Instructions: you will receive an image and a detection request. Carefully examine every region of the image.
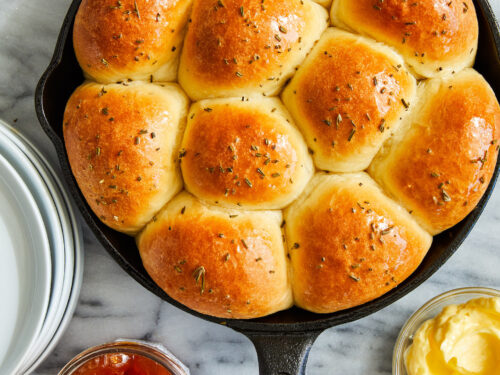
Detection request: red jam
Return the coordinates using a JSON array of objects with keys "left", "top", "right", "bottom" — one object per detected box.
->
[{"left": 72, "top": 353, "right": 173, "bottom": 375}]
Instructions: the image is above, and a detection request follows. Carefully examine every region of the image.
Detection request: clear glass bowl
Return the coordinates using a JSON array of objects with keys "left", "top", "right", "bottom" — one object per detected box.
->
[
  {"left": 392, "top": 287, "right": 500, "bottom": 375},
  {"left": 58, "top": 340, "right": 190, "bottom": 375}
]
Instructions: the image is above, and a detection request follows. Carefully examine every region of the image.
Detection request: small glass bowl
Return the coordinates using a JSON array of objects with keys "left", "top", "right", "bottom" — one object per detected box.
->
[
  {"left": 392, "top": 287, "right": 500, "bottom": 375},
  {"left": 58, "top": 340, "right": 190, "bottom": 375}
]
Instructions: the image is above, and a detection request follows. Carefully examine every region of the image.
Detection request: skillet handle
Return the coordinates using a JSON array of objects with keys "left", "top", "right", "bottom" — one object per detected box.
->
[{"left": 245, "top": 331, "right": 321, "bottom": 375}]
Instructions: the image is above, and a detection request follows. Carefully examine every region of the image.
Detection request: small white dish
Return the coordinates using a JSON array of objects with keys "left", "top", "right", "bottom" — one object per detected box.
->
[{"left": 0, "top": 153, "right": 52, "bottom": 375}]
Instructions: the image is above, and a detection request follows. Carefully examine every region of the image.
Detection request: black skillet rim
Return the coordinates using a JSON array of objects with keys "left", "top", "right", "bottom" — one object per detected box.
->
[{"left": 35, "top": 0, "right": 500, "bottom": 334}]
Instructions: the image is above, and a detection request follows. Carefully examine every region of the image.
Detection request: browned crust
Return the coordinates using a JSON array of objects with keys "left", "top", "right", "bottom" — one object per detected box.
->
[
  {"left": 370, "top": 69, "right": 500, "bottom": 234},
  {"left": 74, "top": 0, "right": 192, "bottom": 82},
  {"left": 179, "top": 0, "right": 327, "bottom": 98},
  {"left": 137, "top": 192, "right": 292, "bottom": 319},
  {"left": 180, "top": 99, "right": 312, "bottom": 208},
  {"left": 285, "top": 173, "right": 432, "bottom": 313},
  {"left": 63, "top": 81, "right": 187, "bottom": 234},
  {"left": 283, "top": 29, "right": 415, "bottom": 170},
  {"left": 332, "top": 0, "right": 478, "bottom": 75},
  {"left": 182, "top": 0, "right": 305, "bottom": 84}
]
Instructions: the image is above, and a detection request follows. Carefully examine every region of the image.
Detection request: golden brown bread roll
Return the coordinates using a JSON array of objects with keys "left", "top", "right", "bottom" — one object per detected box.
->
[
  {"left": 63, "top": 81, "right": 189, "bottom": 235},
  {"left": 285, "top": 172, "right": 432, "bottom": 314},
  {"left": 137, "top": 192, "right": 293, "bottom": 319},
  {"left": 369, "top": 69, "right": 500, "bottom": 235},
  {"left": 178, "top": 0, "right": 328, "bottom": 100},
  {"left": 282, "top": 28, "right": 416, "bottom": 172},
  {"left": 73, "top": 0, "right": 193, "bottom": 83},
  {"left": 180, "top": 97, "right": 314, "bottom": 209},
  {"left": 331, "top": 0, "right": 478, "bottom": 78}
]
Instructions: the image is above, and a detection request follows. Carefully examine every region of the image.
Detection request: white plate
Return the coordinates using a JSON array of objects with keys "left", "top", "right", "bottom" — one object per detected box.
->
[
  {"left": 0, "top": 121, "right": 84, "bottom": 374},
  {"left": 0, "top": 125, "right": 68, "bottom": 367},
  {"left": 20, "top": 138, "right": 84, "bottom": 375},
  {"left": 0, "top": 153, "right": 52, "bottom": 375},
  {"left": 26, "top": 226, "right": 84, "bottom": 374}
]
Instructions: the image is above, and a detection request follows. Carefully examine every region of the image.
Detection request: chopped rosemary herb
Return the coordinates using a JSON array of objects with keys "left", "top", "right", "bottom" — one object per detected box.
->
[
  {"left": 134, "top": 0, "right": 140, "bottom": 19},
  {"left": 349, "top": 275, "right": 360, "bottom": 282},
  {"left": 348, "top": 129, "right": 356, "bottom": 142},
  {"left": 379, "top": 119, "right": 386, "bottom": 133},
  {"left": 381, "top": 227, "right": 393, "bottom": 235},
  {"left": 442, "top": 190, "right": 451, "bottom": 202},
  {"left": 336, "top": 113, "right": 342, "bottom": 128},
  {"left": 192, "top": 266, "right": 206, "bottom": 294}
]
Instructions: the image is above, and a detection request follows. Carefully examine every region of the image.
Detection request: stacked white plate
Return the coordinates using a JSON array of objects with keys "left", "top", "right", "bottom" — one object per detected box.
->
[{"left": 0, "top": 119, "right": 84, "bottom": 375}]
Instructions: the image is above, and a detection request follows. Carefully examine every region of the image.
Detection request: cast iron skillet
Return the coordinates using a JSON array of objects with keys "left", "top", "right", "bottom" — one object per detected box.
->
[{"left": 35, "top": 1, "right": 500, "bottom": 374}]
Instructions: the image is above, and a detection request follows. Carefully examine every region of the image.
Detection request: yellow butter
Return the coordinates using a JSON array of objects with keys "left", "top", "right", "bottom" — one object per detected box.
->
[{"left": 405, "top": 297, "right": 500, "bottom": 375}]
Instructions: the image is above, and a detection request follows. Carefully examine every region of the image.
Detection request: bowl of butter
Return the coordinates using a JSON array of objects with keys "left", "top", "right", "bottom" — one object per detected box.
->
[{"left": 393, "top": 287, "right": 500, "bottom": 375}]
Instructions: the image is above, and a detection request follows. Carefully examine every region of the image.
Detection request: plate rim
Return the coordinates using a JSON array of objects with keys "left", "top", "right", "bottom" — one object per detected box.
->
[{"left": 0, "top": 153, "right": 52, "bottom": 375}]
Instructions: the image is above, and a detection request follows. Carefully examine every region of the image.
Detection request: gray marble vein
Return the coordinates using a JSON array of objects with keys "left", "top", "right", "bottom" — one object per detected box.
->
[{"left": 0, "top": 1, "right": 499, "bottom": 374}]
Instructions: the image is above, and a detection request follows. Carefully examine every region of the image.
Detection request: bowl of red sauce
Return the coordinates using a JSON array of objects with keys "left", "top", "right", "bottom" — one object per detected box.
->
[{"left": 58, "top": 340, "right": 189, "bottom": 375}]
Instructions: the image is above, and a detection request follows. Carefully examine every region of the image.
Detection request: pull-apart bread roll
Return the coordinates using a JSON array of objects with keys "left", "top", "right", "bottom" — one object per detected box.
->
[
  {"left": 63, "top": 81, "right": 189, "bottom": 235},
  {"left": 180, "top": 97, "right": 314, "bottom": 209},
  {"left": 178, "top": 0, "right": 328, "bottom": 100},
  {"left": 282, "top": 28, "right": 416, "bottom": 172},
  {"left": 285, "top": 173, "right": 432, "bottom": 314},
  {"left": 369, "top": 69, "right": 500, "bottom": 235},
  {"left": 331, "top": 0, "right": 478, "bottom": 78},
  {"left": 74, "top": 0, "right": 193, "bottom": 83},
  {"left": 137, "top": 192, "right": 293, "bottom": 319}
]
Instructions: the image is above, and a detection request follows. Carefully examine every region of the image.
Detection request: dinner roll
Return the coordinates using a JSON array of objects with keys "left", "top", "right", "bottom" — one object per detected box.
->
[
  {"left": 285, "top": 172, "right": 432, "bottom": 314},
  {"left": 180, "top": 97, "right": 314, "bottom": 209},
  {"left": 178, "top": 0, "right": 328, "bottom": 100},
  {"left": 73, "top": 0, "right": 193, "bottom": 83},
  {"left": 331, "top": 0, "right": 478, "bottom": 78},
  {"left": 137, "top": 192, "right": 293, "bottom": 319},
  {"left": 369, "top": 69, "right": 500, "bottom": 235},
  {"left": 63, "top": 81, "right": 189, "bottom": 235},
  {"left": 282, "top": 28, "right": 416, "bottom": 172}
]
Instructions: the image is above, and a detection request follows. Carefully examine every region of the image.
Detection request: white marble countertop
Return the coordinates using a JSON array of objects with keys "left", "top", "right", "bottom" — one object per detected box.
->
[{"left": 1, "top": 1, "right": 499, "bottom": 374}]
